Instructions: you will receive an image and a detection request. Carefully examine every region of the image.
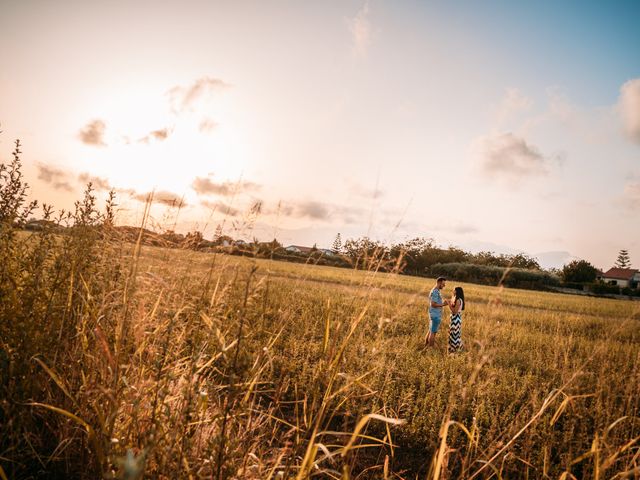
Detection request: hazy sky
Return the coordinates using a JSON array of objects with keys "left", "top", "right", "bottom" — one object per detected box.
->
[{"left": 1, "top": 0, "right": 639, "bottom": 268}]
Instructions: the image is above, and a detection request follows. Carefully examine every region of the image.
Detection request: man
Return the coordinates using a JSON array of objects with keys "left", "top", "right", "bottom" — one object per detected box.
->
[{"left": 425, "top": 276, "right": 449, "bottom": 347}]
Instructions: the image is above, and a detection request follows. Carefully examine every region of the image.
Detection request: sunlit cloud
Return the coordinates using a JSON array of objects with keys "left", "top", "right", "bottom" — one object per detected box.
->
[
  {"left": 334, "top": 204, "right": 369, "bottom": 225},
  {"left": 349, "top": 1, "right": 372, "bottom": 56},
  {"left": 296, "top": 201, "right": 330, "bottom": 220},
  {"left": 447, "top": 223, "right": 479, "bottom": 235},
  {"left": 199, "top": 118, "right": 218, "bottom": 133},
  {"left": 37, "top": 163, "right": 73, "bottom": 191},
  {"left": 137, "top": 127, "right": 172, "bottom": 144},
  {"left": 201, "top": 199, "right": 240, "bottom": 217},
  {"left": 192, "top": 176, "right": 260, "bottom": 196},
  {"left": 78, "top": 119, "right": 107, "bottom": 147},
  {"left": 133, "top": 190, "right": 187, "bottom": 207},
  {"left": 619, "top": 78, "right": 640, "bottom": 144},
  {"left": 418, "top": 221, "right": 479, "bottom": 236},
  {"left": 546, "top": 88, "right": 576, "bottom": 124},
  {"left": 472, "top": 132, "right": 550, "bottom": 183},
  {"left": 347, "top": 180, "right": 384, "bottom": 199},
  {"left": 168, "top": 76, "right": 230, "bottom": 113},
  {"left": 269, "top": 200, "right": 367, "bottom": 224},
  {"left": 78, "top": 172, "right": 112, "bottom": 191},
  {"left": 495, "top": 88, "right": 533, "bottom": 126},
  {"left": 621, "top": 181, "right": 640, "bottom": 209}
]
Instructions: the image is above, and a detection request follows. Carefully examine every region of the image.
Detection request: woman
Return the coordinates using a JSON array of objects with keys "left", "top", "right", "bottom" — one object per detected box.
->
[{"left": 447, "top": 286, "right": 465, "bottom": 353}]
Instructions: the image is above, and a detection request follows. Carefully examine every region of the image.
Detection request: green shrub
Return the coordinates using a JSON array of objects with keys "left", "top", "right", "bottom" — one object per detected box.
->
[
  {"left": 589, "top": 282, "right": 621, "bottom": 295},
  {"left": 561, "top": 281, "right": 585, "bottom": 290},
  {"left": 429, "top": 262, "right": 560, "bottom": 290}
]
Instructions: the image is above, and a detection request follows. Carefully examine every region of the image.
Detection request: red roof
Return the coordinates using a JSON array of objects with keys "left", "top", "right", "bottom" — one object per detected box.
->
[{"left": 601, "top": 268, "right": 638, "bottom": 280}]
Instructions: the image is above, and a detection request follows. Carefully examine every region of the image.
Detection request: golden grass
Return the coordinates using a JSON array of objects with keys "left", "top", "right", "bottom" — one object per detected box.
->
[{"left": 2, "top": 224, "right": 640, "bottom": 479}]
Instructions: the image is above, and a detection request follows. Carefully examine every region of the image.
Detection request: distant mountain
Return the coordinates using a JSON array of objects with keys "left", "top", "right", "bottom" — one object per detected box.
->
[
  {"left": 460, "top": 241, "right": 576, "bottom": 270},
  {"left": 459, "top": 240, "right": 520, "bottom": 256},
  {"left": 533, "top": 251, "right": 577, "bottom": 270}
]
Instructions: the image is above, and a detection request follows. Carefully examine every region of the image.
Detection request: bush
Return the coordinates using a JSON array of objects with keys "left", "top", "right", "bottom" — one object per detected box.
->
[
  {"left": 589, "top": 282, "right": 621, "bottom": 295},
  {"left": 429, "top": 263, "right": 560, "bottom": 290},
  {"left": 620, "top": 287, "right": 640, "bottom": 297},
  {"left": 1, "top": 143, "right": 119, "bottom": 477}
]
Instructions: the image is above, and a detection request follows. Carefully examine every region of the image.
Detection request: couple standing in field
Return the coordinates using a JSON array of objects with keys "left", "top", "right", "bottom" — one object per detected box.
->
[{"left": 424, "top": 277, "right": 465, "bottom": 353}]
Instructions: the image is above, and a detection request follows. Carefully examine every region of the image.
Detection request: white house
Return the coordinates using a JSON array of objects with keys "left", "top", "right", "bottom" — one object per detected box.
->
[
  {"left": 285, "top": 245, "right": 336, "bottom": 256},
  {"left": 285, "top": 245, "right": 314, "bottom": 254},
  {"left": 599, "top": 268, "right": 640, "bottom": 288}
]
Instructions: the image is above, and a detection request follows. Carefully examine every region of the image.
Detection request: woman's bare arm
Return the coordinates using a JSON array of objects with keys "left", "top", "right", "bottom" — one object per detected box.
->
[{"left": 450, "top": 298, "right": 461, "bottom": 314}]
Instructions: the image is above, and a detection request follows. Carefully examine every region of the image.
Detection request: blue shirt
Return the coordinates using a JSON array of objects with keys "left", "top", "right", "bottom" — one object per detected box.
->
[{"left": 429, "top": 287, "right": 443, "bottom": 318}]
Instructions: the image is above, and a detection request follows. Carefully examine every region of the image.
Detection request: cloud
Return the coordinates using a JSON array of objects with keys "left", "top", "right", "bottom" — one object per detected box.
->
[
  {"left": 333, "top": 204, "right": 369, "bottom": 224},
  {"left": 37, "top": 163, "right": 73, "bottom": 191},
  {"left": 347, "top": 180, "right": 384, "bottom": 199},
  {"left": 192, "top": 176, "right": 260, "bottom": 196},
  {"left": 425, "top": 221, "right": 478, "bottom": 235},
  {"left": 495, "top": 88, "right": 533, "bottom": 126},
  {"left": 78, "top": 172, "right": 112, "bottom": 191},
  {"left": 619, "top": 78, "right": 640, "bottom": 144},
  {"left": 269, "top": 201, "right": 295, "bottom": 217},
  {"left": 150, "top": 128, "right": 170, "bottom": 141},
  {"left": 621, "top": 181, "right": 640, "bottom": 209},
  {"left": 268, "top": 200, "right": 367, "bottom": 223},
  {"left": 137, "top": 127, "right": 172, "bottom": 144},
  {"left": 78, "top": 120, "right": 107, "bottom": 147},
  {"left": 547, "top": 88, "right": 576, "bottom": 123},
  {"left": 199, "top": 118, "right": 218, "bottom": 133},
  {"left": 449, "top": 224, "right": 478, "bottom": 235},
  {"left": 472, "top": 132, "right": 550, "bottom": 181},
  {"left": 133, "top": 190, "right": 187, "bottom": 207},
  {"left": 296, "top": 201, "right": 330, "bottom": 220},
  {"left": 37, "top": 164, "right": 66, "bottom": 183},
  {"left": 264, "top": 200, "right": 329, "bottom": 220},
  {"left": 349, "top": 1, "right": 372, "bottom": 56},
  {"left": 168, "top": 77, "right": 230, "bottom": 113},
  {"left": 201, "top": 199, "right": 240, "bottom": 217}
]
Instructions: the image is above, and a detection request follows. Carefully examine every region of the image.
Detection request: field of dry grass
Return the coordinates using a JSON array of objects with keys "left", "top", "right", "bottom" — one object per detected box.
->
[
  {"left": 3, "top": 218, "right": 639, "bottom": 478},
  {"left": 1, "top": 152, "right": 639, "bottom": 478}
]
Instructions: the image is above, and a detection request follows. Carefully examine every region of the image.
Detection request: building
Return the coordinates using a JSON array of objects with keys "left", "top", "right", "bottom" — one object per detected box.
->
[
  {"left": 285, "top": 245, "right": 314, "bottom": 254},
  {"left": 599, "top": 268, "right": 640, "bottom": 288},
  {"left": 285, "top": 245, "right": 336, "bottom": 256}
]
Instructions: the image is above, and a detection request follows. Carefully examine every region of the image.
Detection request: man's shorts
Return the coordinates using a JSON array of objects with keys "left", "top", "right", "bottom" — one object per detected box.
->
[{"left": 429, "top": 315, "right": 442, "bottom": 334}]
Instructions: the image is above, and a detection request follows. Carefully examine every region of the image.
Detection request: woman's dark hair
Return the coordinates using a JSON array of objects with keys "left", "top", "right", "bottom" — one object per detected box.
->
[{"left": 454, "top": 286, "right": 465, "bottom": 310}]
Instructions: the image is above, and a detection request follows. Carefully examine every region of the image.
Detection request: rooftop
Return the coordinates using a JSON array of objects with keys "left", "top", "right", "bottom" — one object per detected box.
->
[{"left": 601, "top": 268, "right": 638, "bottom": 281}]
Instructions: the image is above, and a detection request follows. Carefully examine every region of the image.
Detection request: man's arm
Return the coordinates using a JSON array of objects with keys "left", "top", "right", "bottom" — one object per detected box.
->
[
  {"left": 430, "top": 291, "right": 449, "bottom": 308},
  {"left": 431, "top": 300, "right": 449, "bottom": 308}
]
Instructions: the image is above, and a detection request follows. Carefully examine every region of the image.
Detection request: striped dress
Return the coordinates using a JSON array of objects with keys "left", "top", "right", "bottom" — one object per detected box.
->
[{"left": 448, "top": 299, "right": 463, "bottom": 353}]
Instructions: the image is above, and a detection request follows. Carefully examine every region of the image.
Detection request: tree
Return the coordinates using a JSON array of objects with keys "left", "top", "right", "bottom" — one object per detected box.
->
[
  {"left": 213, "top": 224, "right": 223, "bottom": 241},
  {"left": 332, "top": 233, "right": 342, "bottom": 253},
  {"left": 508, "top": 253, "right": 541, "bottom": 270},
  {"left": 184, "top": 231, "right": 203, "bottom": 249},
  {"left": 614, "top": 249, "right": 631, "bottom": 268},
  {"left": 562, "top": 260, "right": 599, "bottom": 284},
  {"left": 257, "top": 238, "right": 281, "bottom": 256}
]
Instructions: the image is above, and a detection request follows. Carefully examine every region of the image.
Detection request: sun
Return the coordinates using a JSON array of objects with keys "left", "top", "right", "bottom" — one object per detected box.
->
[{"left": 81, "top": 83, "right": 252, "bottom": 199}]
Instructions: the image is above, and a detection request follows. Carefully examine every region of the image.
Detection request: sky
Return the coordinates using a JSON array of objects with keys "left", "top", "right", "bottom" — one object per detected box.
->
[{"left": 1, "top": 0, "right": 639, "bottom": 269}]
